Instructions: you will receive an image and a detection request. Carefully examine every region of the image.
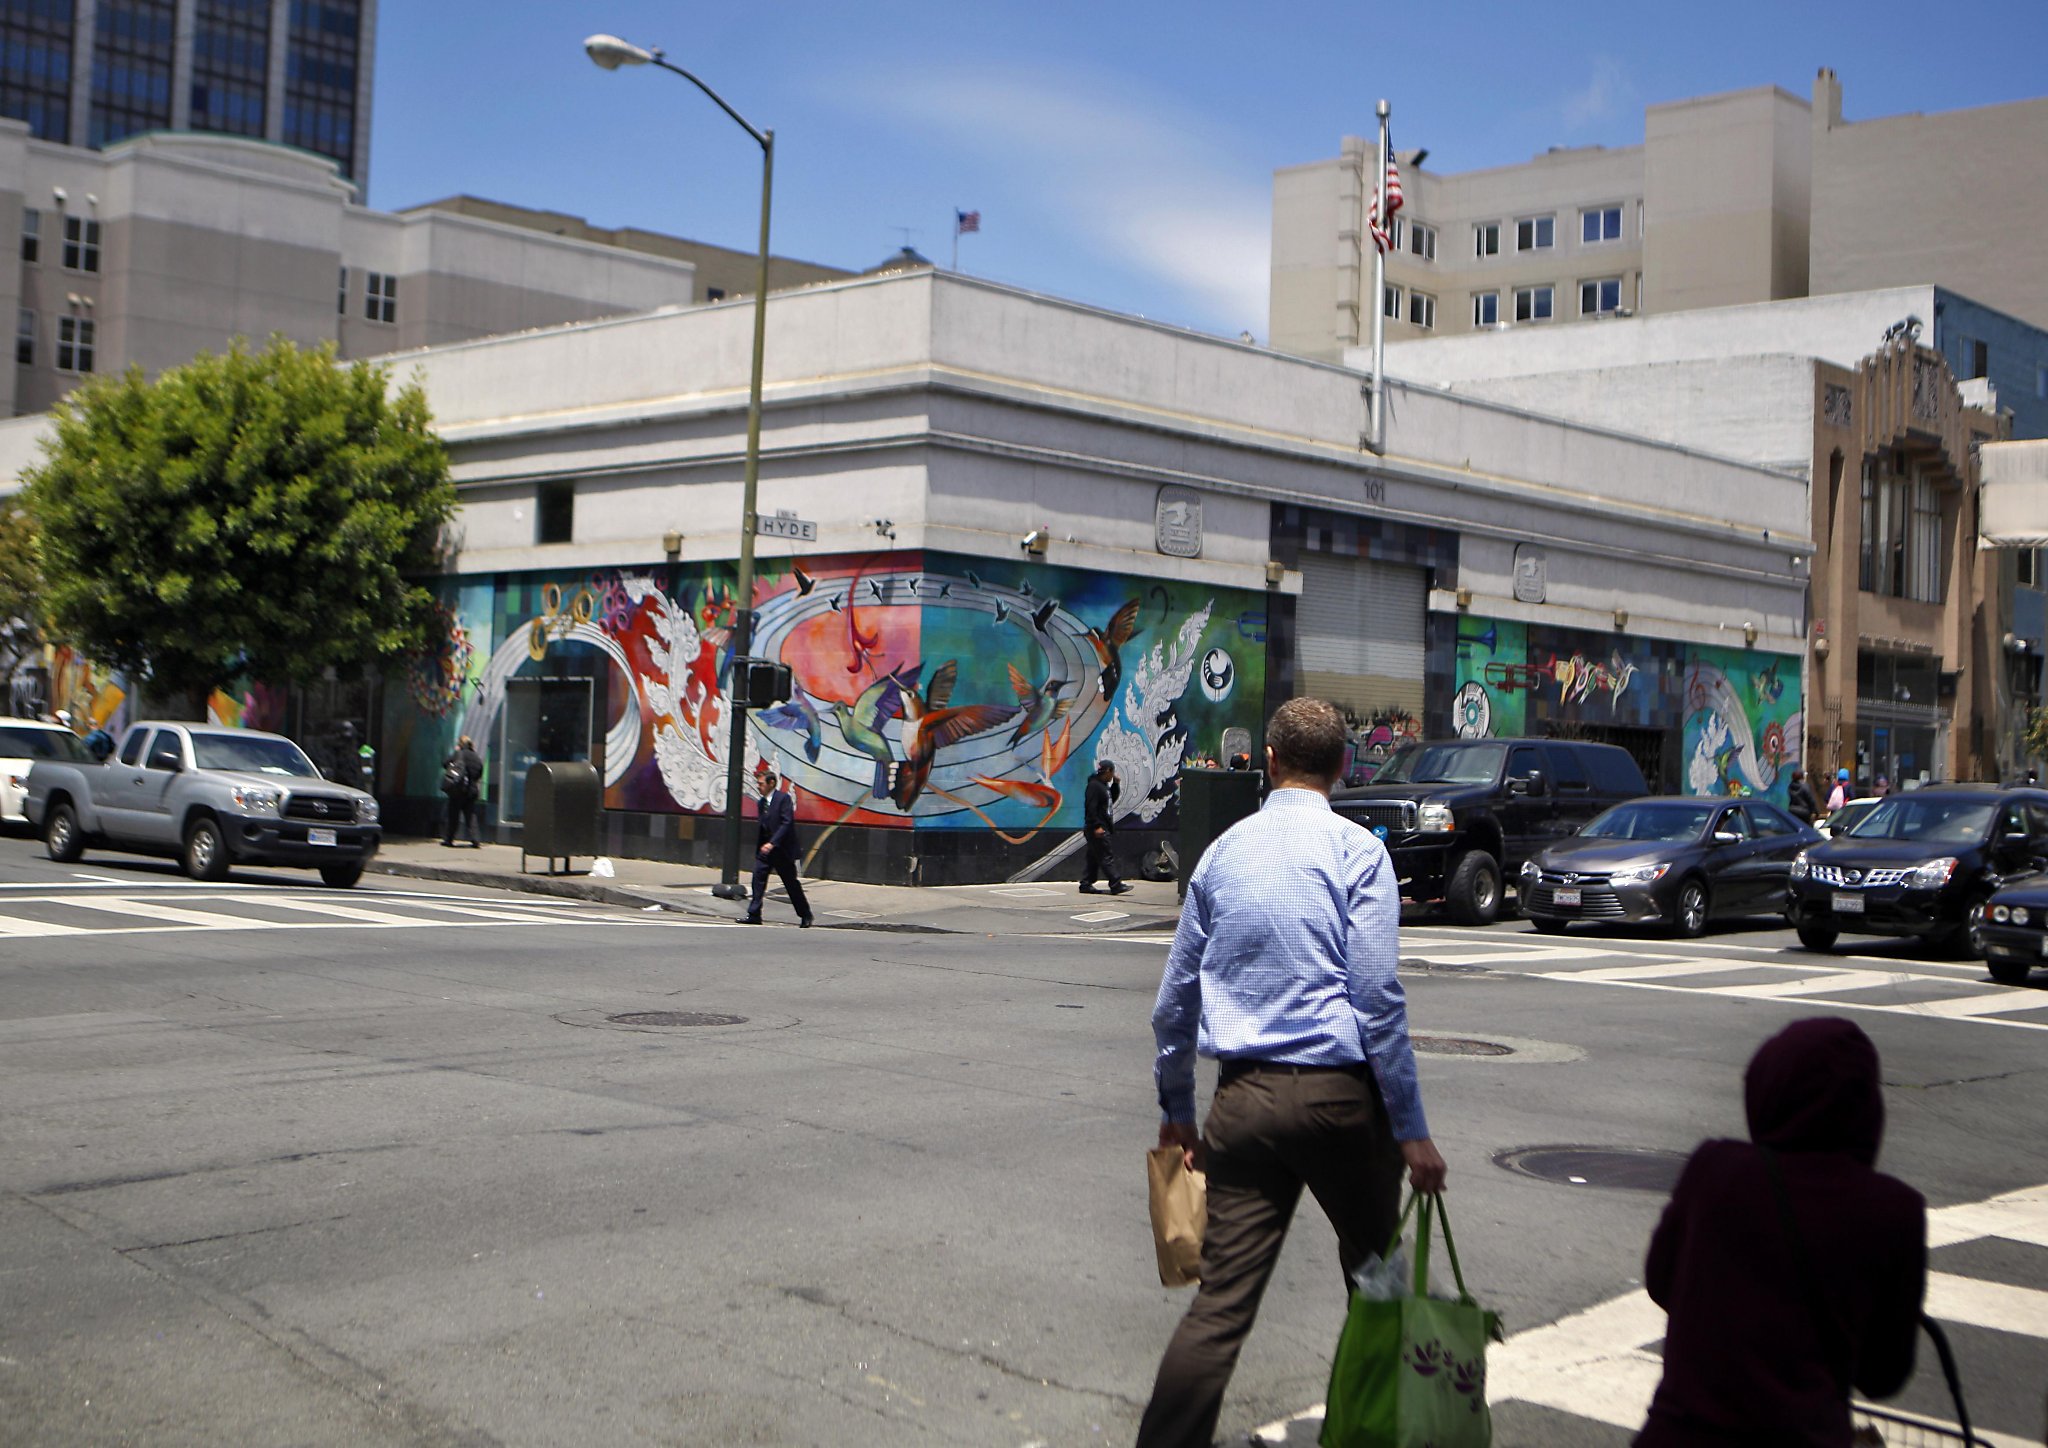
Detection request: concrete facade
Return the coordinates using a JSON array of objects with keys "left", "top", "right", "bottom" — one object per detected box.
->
[{"left": 0, "top": 127, "right": 699, "bottom": 415}]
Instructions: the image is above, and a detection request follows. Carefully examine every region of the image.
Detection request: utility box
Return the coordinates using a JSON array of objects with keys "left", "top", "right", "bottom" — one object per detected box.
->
[
  {"left": 1176, "top": 768, "right": 1264, "bottom": 900},
  {"left": 522, "top": 760, "right": 602, "bottom": 876}
]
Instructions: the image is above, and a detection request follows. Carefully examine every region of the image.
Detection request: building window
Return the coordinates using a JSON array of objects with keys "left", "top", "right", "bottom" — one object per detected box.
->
[
  {"left": 336, "top": 265, "right": 348, "bottom": 315},
  {"left": 1581, "top": 205, "right": 1623, "bottom": 243},
  {"left": 89, "top": 0, "right": 176, "bottom": 147},
  {"left": 536, "top": 481, "right": 574, "bottom": 545},
  {"left": 0, "top": 0, "right": 76, "bottom": 142},
  {"left": 284, "top": 0, "right": 363, "bottom": 178},
  {"left": 56, "top": 315, "right": 94, "bottom": 374},
  {"left": 1515, "top": 215, "right": 1554, "bottom": 251},
  {"left": 704, "top": 286, "right": 726, "bottom": 302},
  {"left": 1473, "top": 222, "right": 1499, "bottom": 258},
  {"left": 62, "top": 215, "right": 100, "bottom": 272},
  {"left": 1472, "top": 292, "right": 1499, "bottom": 327},
  {"left": 1514, "top": 285, "right": 1554, "bottom": 322},
  {"left": 1965, "top": 339, "right": 1988, "bottom": 380},
  {"left": 1407, "top": 221, "right": 1436, "bottom": 262},
  {"left": 191, "top": 0, "right": 272, "bottom": 139},
  {"left": 1382, "top": 284, "right": 1402, "bottom": 319},
  {"left": 364, "top": 270, "right": 395, "bottom": 323},
  {"left": 1580, "top": 277, "right": 1623, "bottom": 316},
  {"left": 1860, "top": 456, "right": 1944, "bottom": 603},
  {"left": 2019, "top": 548, "right": 2041, "bottom": 589},
  {"left": 1910, "top": 476, "right": 1941, "bottom": 602},
  {"left": 20, "top": 208, "right": 37, "bottom": 264},
  {"left": 15, "top": 309, "right": 32, "bottom": 367},
  {"left": 1407, "top": 291, "right": 1436, "bottom": 330}
]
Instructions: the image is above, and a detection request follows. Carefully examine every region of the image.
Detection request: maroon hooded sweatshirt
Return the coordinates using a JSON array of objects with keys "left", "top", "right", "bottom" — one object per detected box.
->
[{"left": 1636, "top": 1018, "right": 1927, "bottom": 1447}]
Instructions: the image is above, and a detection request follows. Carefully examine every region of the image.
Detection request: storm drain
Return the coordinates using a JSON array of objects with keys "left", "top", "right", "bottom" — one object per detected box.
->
[
  {"left": 1412, "top": 1035, "right": 1515, "bottom": 1057},
  {"left": 1493, "top": 1144, "right": 1687, "bottom": 1193},
  {"left": 605, "top": 1012, "right": 748, "bottom": 1028}
]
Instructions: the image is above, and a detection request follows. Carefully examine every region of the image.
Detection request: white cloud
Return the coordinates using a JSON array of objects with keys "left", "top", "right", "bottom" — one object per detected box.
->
[
  {"left": 1561, "top": 55, "right": 1633, "bottom": 130},
  {"left": 840, "top": 66, "right": 1270, "bottom": 332}
]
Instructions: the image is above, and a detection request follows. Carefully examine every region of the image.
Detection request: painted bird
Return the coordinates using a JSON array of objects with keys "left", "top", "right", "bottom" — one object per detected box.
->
[
  {"left": 792, "top": 564, "right": 817, "bottom": 597},
  {"left": 829, "top": 664, "right": 916, "bottom": 798},
  {"left": 891, "top": 661, "right": 1019, "bottom": 811},
  {"left": 968, "top": 775, "right": 1061, "bottom": 811},
  {"left": 756, "top": 683, "right": 824, "bottom": 763},
  {"left": 1031, "top": 599, "right": 1058, "bottom": 634},
  {"left": 1084, "top": 599, "right": 1142, "bottom": 701},
  {"left": 994, "top": 600, "right": 1011, "bottom": 624},
  {"left": 1040, "top": 714, "right": 1075, "bottom": 778},
  {"left": 1006, "top": 664, "right": 1071, "bottom": 746}
]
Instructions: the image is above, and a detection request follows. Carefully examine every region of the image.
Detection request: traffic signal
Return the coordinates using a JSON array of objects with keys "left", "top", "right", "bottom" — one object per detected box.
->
[{"left": 742, "top": 659, "right": 793, "bottom": 708}]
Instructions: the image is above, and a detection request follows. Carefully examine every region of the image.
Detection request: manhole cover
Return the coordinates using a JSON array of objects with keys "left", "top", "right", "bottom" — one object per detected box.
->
[
  {"left": 1413, "top": 1034, "right": 1514, "bottom": 1057},
  {"left": 1493, "top": 1144, "right": 1687, "bottom": 1193},
  {"left": 606, "top": 1011, "right": 748, "bottom": 1028}
]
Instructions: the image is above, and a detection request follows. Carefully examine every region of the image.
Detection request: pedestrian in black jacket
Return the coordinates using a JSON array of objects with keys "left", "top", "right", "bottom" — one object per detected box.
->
[
  {"left": 743, "top": 769, "right": 813, "bottom": 927},
  {"left": 1786, "top": 773, "right": 1818, "bottom": 824},
  {"left": 440, "top": 735, "right": 484, "bottom": 847},
  {"left": 1081, "top": 760, "right": 1130, "bottom": 894}
]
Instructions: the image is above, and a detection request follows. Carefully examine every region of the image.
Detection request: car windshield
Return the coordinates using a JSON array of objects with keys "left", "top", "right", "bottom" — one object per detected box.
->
[
  {"left": 1372, "top": 743, "right": 1505, "bottom": 786},
  {"left": 0, "top": 725, "right": 90, "bottom": 763},
  {"left": 1845, "top": 796, "right": 1997, "bottom": 845},
  {"left": 189, "top": 733, "right": 320, "bottom": 778},
  {"left": 1580, "top": 802, "right": 1716, "bottom": 842},
  {"left": 1828, "top": 801, "right": 1876, "bottom": 833}
]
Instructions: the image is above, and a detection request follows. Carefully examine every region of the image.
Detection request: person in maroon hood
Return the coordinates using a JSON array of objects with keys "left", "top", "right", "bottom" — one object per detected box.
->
[{"left": 1637, "top": 1017, "right": 1927, "bottom": 1447}]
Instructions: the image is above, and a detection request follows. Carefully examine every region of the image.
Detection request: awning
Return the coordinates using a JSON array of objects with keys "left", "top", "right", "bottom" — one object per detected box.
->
[{"left": 1978, "top": 439, "right": 2048, "bottom": 547}]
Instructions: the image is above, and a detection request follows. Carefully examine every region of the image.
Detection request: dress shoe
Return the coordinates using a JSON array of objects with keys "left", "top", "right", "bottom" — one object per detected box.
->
[
  {"left": 799, "top": 916, "right": 814, "bottom": 929},
  {"left": 741, "top": 914, "right": 762, "bottom": 925},
  {"left": 1079, "top": 884, "right": 1102, "bottom": 894},
  {"left": 1110, "top": 882, "right": 1133, "bottom": 895}
]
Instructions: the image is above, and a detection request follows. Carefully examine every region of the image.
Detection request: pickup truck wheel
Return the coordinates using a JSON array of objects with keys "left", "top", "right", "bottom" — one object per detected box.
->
[
  {"left": 45, "top": 802, "right": 84, "bottom": 862},
  {"left": 318, "top": 861, "right": 364, "bottom": 889},
  {"left": 1445, "top": 851, "right": 1502, "bottom": 926},
  {"left": 182, "top": 818, "right": 230, "bottom": 882},
  {"left": 1986, "top": 957, "right": 2032, "bottom": 986}
]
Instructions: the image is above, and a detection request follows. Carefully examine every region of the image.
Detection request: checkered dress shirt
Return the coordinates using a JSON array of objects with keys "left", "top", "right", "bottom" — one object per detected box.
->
[{"left": 1151, "top": 787, "right": 1429, "bottom": 1141}]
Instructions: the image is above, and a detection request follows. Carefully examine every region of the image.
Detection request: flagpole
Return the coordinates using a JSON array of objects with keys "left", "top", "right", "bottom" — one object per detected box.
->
[{"left": 1371, "top": 98, "right": 1389, "bottom": 454}]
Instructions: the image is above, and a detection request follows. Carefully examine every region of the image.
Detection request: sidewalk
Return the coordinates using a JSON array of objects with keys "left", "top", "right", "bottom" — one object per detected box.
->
[{"left": 372, "top": 837, "right": 1184, "bottom": 936}]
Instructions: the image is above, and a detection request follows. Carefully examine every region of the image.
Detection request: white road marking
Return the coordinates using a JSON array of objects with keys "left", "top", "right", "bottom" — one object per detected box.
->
[
  {"left": 51, "top": 896, "right": 282, "bottom": 930},
  {"left": 1403, "top": 945, "right": 1587, "bottom": 966},
  {"left": 1560, "top": 959, "right": 1761, "bottom": 983},
  {"left": 0, "top": 914, "right": 87, "bottom": 937},
  {"left": 0, "top": 889, "right": 731, "bottom": 941},
  {"left": 1071, "top": 909, "right": 1130, "bottom": 923},
  {"left": 1695, "top": 967, "right": 1923, "bottom": 999},
  {"left": 1895, "top": 990, "right": 2048, "bottom": 1020}
]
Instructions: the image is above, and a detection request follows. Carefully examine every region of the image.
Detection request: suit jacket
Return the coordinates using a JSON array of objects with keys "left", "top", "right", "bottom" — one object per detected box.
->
[
  {"left": 757, "top": 788, "right": 799, "bottom": 856},
  {"left": 1084, "top": 776, "right": 1115, "bottom": 833}
]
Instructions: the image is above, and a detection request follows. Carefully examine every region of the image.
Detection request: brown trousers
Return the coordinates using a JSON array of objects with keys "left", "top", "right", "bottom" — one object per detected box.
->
[{"left": 1135, "top": 1062, "right": 1404, "bottom": 1448}]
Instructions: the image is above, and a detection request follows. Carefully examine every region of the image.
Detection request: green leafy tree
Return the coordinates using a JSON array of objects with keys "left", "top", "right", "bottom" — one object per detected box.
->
[
  {"left": 0, "top": 495, "right": 44, "bottom": 689},
  {"left": 24, "top": 337, "right": 454, "bottom": 714},
  {"left": 2026, "top": 704, "right": 2048, "bottom": 772}
]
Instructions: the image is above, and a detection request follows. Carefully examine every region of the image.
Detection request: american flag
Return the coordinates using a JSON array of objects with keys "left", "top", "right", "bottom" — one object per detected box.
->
[
  {"left": 955, "top": 209, "right": 981, "bottom": 235},
  {"left": 1368, "top": 135, "right": 1403, "bottom": 254}
]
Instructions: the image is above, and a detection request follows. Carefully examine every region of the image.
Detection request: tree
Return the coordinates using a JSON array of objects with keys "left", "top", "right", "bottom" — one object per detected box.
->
[
  {"left": 0, "top": 495, "right": 44, "bottom": 698},
  {"left": 25, "top": 337, "right": 454, "bottom": 714}
]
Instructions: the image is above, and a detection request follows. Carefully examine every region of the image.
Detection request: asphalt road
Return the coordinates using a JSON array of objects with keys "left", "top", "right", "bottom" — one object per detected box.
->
[{"left": 1, "top": 833, "right": 2044, "bottom": 1447}]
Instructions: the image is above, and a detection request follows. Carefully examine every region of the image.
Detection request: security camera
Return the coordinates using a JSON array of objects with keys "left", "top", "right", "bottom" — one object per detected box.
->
[
  {"left": 1020, "top": 529, "right": 1048, "bottom": 557},
  {"left": 50, "top": 186, "right": 66, "bottom": 204}
]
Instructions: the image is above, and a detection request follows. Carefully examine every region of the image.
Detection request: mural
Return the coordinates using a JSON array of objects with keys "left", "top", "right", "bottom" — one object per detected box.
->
[
  {"left": 383, "top": 551, "right": 1267, "bottom": 851},
  {"left": 4, "top": 643, "right": 129, "bottom": 738},
  {"left": 1449, "top": 615, "right": 1801, "bottom": 804}
]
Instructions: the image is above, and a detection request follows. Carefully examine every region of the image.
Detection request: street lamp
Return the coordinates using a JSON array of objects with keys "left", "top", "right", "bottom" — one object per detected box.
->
[{"left": 585, "top": 34, "right": 774, "bottom": 900}]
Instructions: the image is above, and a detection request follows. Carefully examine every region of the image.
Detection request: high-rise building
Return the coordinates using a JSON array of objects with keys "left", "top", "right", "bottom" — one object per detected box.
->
[{"left": 0, "top": 0, "right": 377, "bottom": 188}]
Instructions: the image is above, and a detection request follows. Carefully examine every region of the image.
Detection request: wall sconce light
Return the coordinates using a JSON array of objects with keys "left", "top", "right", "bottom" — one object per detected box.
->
[
  {"left": 1454, "top": 585, "right": 1472, "bottom": 610},
  {"left": 1613, "top": 608, "right": 1628, "bottom": 631},
  {"left": 1020, "top": 528, "right": 1049, "bottom": 557},
  {"left": 1265, "top": 560, "right": 1287, "bottom": 588},
  {"left": 1814, "top": 636, "right": 1831, "bottom": 662},
  {"left": 661, "top": 528, "right": 682, "bottom": 557},
  {"left": 1743, "top": 621, "right": 1759, "bottom": 647}
]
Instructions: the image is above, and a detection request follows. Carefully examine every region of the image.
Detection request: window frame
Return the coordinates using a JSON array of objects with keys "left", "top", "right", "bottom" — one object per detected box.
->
[
  {"left": 1406, "top": 290, "right": 1436, "bottom": 330},
  {"left": 363, "top": 269, "right": 396, "bottom": 324},
  {"left": 1382, "top": 284, "right": 1402, "bottom": 320},
  {"left": 1514, "top": 214, "right": 1555, "bottom": 252},
  {"left": 55, "top": 314, "right": 94, "bottom": 373},
  {"left": 1407, "top": 220, "right": 1437, "bottom": 262},
  {"left": 1580, "top": 205, "right": 1624, "bottom": 244},
  {"left": 1473, "top": 222, "right": 1499, "bottom": 258},
  {"left": 20, "top": 207, "right": 39, "bottom": 264},
  {"left": 1513, "top": 285, "right": 1554, "bottom": 322},
  {"left": 61, "top": 214, "right": 100, "bottom": 273},
  {"left": 535, "top": 479, "right": 575, "bottom": 545},
  {"left": 1471, "top": 291, "right": 1499, "bottom": 328},
  {"left": 15, "top": 308, "right": 33, "bottom": 367},
  {"left": 1579, "top": 277, "right": 1623, "bottom": 317},
  {"left": 337, "top": 264, "right": 348, "bottom": 315}
]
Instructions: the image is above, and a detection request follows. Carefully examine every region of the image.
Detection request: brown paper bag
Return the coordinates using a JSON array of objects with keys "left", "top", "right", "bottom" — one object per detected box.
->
[{"left": 1146, "top": 1145, "right": 1207, "bottom": 1287}]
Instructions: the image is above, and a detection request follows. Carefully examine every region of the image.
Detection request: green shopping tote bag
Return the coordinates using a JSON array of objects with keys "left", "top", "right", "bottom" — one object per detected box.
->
[{"left": 1320, "top": 1192, "right": 1503, "bottom": 1448}]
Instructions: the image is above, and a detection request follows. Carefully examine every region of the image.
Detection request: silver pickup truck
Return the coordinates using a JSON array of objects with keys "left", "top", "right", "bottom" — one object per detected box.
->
[{"left": 26, "top": 721, "right": 381, "bottom": 887}]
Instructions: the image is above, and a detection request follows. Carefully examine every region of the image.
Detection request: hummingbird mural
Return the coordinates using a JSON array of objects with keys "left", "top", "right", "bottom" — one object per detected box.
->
[
  {"left": 890, "top": 661, "right": 1019, "bottom": 812},
  {"left": 1084, "top": 599, "right": 1143, "bottom": 701},
  {"left": 829, "top": 664, "right": 916, "bottom": 798},
  {"left": 1006, "top": 664, "right": 1071, "bottom": 746},
  {"left": 756, "top": 683, "right": 824, "bottom": 764}
]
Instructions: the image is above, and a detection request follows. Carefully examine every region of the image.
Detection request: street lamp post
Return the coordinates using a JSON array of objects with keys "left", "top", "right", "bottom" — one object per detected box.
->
[{"left": 586, "top": 35, "right": 774, "bottom": 899}]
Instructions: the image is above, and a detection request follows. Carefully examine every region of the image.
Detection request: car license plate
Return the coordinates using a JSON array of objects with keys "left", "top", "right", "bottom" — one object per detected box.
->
[
  {"left": 308, "top": 827, "right": 337, "bottom": 847},
  {"left": 1831, "top": 891, "right": 1864, "bottom": 914},
  {"left": 1553, "top": 888, "right": 1581, "bottom": 907}
]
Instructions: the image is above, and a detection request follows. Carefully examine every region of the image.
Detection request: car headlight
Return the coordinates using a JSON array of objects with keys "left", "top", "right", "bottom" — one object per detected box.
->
[
  {"left": 2013, "top": 905, "right": 2031, "bottom": 926},
  {"left": 1520, "top": 859, "right": 1541, "bottom": 883},
  {"left": 357, "top": 796, "right": 379, "bottom": 824},
  {"left": 1992, "top": 904, "right": 2011, "bottom": 922},
  {"left": 1609, "top": 862, "right": 1672, "bottom": 886},
  {"left": 1907, "top": 857, "right": 1958, "bottom": 889},
  {"left": 1417, "top": 801, "right": 1454, "bottom": 834},
  {"left": 231, "top": 785, "right": 282, "bottom": 815},
  {"left": 1790, "top": 850, "right": 1810, "bottom": 881}
]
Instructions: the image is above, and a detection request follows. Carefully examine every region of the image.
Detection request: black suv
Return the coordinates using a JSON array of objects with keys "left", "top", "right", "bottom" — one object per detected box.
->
[
  {"left": 1333, "top": 738, "right": 1648, "bottom": 924},
  {"left": 1785, "top": 786, "right": 2048, "bottom": 953}
]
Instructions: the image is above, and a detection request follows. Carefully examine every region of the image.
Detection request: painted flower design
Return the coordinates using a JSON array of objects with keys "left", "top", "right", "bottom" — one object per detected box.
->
[{"left": 1402, "top": 1339, "right": 1454, "bottom": 1378}]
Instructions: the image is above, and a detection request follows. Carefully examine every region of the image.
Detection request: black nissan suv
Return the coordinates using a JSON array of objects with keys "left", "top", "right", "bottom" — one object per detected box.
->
[
  {"left": 1785, "top": 785, "right": 2048, "bottom": 953},
  {"left": 1332, "top": 738, "right": 1648, "bottom": 925}
]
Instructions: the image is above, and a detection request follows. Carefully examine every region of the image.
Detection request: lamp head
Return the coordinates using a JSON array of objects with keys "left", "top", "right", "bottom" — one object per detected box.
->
[{"left": 585, "top": 34, "right": 656, "bottom": 70}]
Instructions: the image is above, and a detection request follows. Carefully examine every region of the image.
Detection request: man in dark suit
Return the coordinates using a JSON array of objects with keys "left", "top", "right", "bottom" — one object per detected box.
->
[
  {"left": 744, "top": 769, "right": 813, "bottom": 927},
  {"left": 1081, "top": 760, "right": 1130, "bottom": 895}
]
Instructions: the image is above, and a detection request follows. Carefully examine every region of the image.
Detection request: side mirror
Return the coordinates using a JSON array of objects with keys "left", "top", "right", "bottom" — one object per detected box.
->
[
  {"left": 2000, "top": 830, "right": 2030, "bottom": 850},
  {"left": 1526, "top": 770, "right": 1547, "bottom": 797},
  {"left": 148, "top": 752, "right": 182, "bottom": 773},
  {"left": 1711, "top": 830, "right": 1741, "bottom": 845}
]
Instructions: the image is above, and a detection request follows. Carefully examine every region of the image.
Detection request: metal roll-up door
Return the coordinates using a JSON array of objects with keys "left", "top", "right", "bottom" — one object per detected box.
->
[{"left": 1295, "top": 553, "right": 1426, "bottom": 718}]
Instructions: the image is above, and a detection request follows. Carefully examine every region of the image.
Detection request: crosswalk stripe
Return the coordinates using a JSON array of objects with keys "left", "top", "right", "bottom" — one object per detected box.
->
[
  {"left": 0, "top": 914, "right": 87, "bottom": 937},
  {"left": 1896, "top": 990, "right": 2048, "bottom": 1020},
  {"left": 1407, "top": 946, "right": 1586, "bottom": 966},
  {"left": 1560, "top": 959, "right": 1759, "bottom": 983},
  {"left": 252, "top": 896, "right": 524, "bottom": 927},
  {"left": 50, "top": 896, "right": 275, "bottom": 930},
  {"left": 1695, "top": 967, "right": 1912, "bottom": 999},
  {"left": 1925, "top": 1271, "right": 2048, "bottom": 1337}
]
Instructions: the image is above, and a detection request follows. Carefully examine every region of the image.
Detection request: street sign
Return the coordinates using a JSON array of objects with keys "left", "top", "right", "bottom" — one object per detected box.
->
[{"left": 756, "top": 510, "right": 816, "bottom": 542}]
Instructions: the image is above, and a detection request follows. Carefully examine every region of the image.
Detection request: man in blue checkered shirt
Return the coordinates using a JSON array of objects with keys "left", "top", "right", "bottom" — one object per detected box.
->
[{"left": 1136, "top": 697, "right": 1446, "bottom": 1446}]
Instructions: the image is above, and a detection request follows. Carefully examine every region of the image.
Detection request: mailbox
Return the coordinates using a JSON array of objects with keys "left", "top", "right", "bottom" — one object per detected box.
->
[{"left": 522, "top": 760, "right": 602, "bottom": 876}]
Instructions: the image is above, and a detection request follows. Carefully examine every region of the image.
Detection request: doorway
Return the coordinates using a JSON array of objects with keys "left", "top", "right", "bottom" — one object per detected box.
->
[{"left": 499, "top": 677, "right": 597, "bottom": 821}]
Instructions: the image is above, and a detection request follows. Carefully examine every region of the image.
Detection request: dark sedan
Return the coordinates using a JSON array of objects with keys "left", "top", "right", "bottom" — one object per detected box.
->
[
  {"left": 1519, "top": 796, "right": 1818, "bottom": 938},
  {"left": 1970, "top": 876, "right": 2048, "bottom": 985}
]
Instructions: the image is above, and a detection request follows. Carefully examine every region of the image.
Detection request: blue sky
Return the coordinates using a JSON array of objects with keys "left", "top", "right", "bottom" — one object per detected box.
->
[{"left": 369, "top": 1, "right": 2048, "bottom": 340}]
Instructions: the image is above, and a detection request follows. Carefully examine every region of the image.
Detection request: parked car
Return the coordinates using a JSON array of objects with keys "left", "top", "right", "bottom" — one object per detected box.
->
[
  {"left": 24, "top": 721, "right": 381, "bottom": 886},
  {"left": 1333, "top": 737, "right": 1648, "bottom": 924},
  {"left": 1817, "top": 796, "right": 1881, "bottom": 839},
  {"left": 1785, "top": 786, "right": 2048, "bottom": 954},
  {"left": 0, "top": 720, "right": 92, "bottom": 825},
  {"left": 1970, "top": 877, "right": 2048, "bottom": 985},
  {"left": 1521, "top": 796, "right": 1820, "bottom": 938}
]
